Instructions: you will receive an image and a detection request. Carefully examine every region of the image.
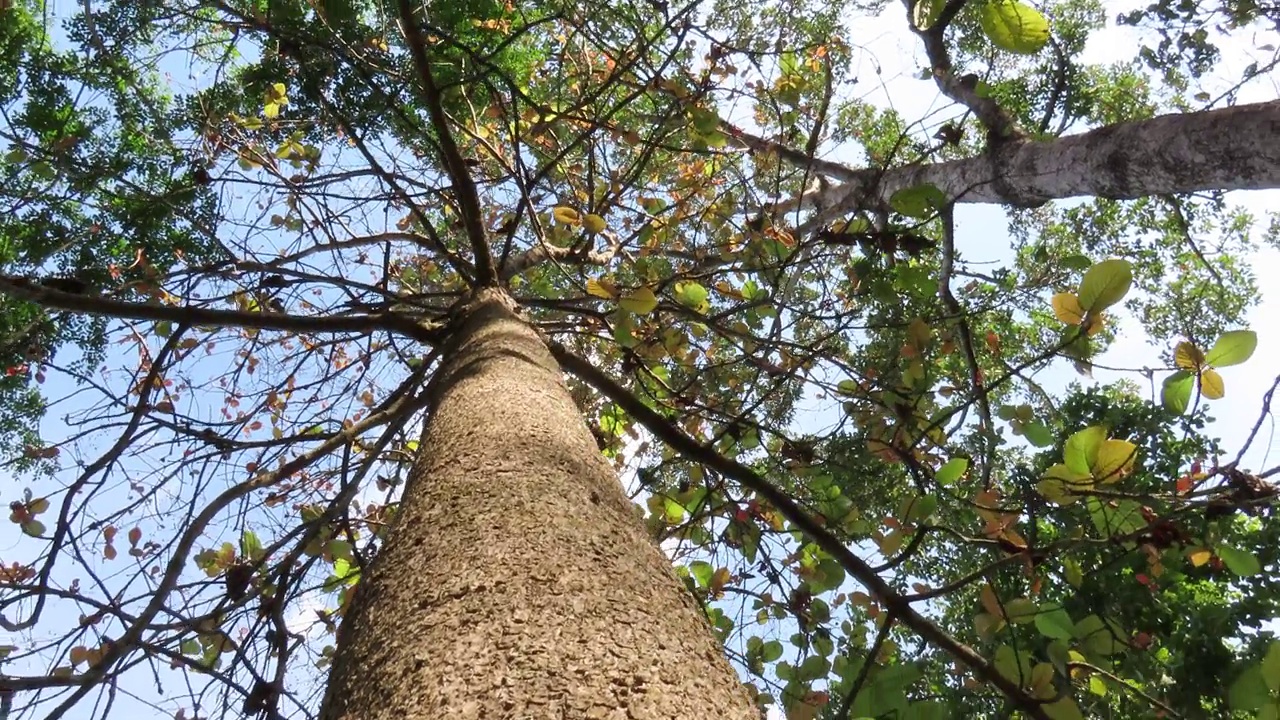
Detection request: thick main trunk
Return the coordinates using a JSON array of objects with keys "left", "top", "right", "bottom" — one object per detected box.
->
[{"left": 320, "top": 289, "right": 758, "bottom": 720}]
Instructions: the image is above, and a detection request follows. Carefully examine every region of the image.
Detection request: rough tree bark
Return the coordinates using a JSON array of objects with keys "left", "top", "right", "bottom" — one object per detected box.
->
[
  {"left": 779, "top": 99, "right": 1280, "bottom": 214},
  {"left": 319, "top": 288, "right": 759, "bottom": 720}
]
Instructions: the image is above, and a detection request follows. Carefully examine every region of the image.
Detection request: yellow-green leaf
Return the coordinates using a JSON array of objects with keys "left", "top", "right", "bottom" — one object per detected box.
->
[
  {"left": 980, "top": 0, "right": 1052, "bottom": 55},
  {"left": 935, "top": 457, "right": 969, "bottom": 485},
  {"left": 1162, "top": 370, "right": 1195, "bottom": 413},
  {"left": 1063, "top": 558, "right": 1083, "bottom": 587},
  {"left": 1091, "top": 439, "right": 1137, "bottom": 483},
  {"left": 1044, "top": 696, "right": 1085, "bottom": 720},
  {"left": 1174, "top": 341, "right": 1205, "bottom": 370},
  {"left": 1051, "top": 292, "right": 1085, "bottom": 325},
  {"left": 1076, "top": 259, "right": 1132, "bottom": 312},
  {"left": 553, "top": 206, "right": 581, "bottom": 225},
  {"left": 586, "top": 278, "right": 616, "bottom": 299},
  {"left": 1038, "top": 476, "right": 1084, "bottom": 505},
  {"left": 1218, "top": 545, "right": 1261, "bottom": 576},
  {"left": 674, "top": 282, "right": 710, "bottom": 312},
  {"left": 1204, "top": 329, "right": 1257, "bottom": 368},
  {"left": 1200, "top": 367, "right": 1225, "bottom": 400},
  {"left": 619, "top": 287, "right": 659, "bottom": 315},
  {"left": 582, "top": 213, "right": 607, "bottom": 234},
  {"left": 1063, "top": 425, "right": 1107, "bottom": 476}
]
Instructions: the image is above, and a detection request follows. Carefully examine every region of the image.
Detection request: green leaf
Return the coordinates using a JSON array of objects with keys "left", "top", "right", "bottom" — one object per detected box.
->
[
  {"left": 239, "top": 530, "right": 264, "bottom": 561},
  {"left": 1063, "top": 425, "right": 1107, "bottom": 475},
  {"left": 1043, "top": 697, "right": 1085, "bottom": 720},
  {"left": 889, "top": 184, "right": 947, "bottom": 218},
  {"left": 1061, "top": 254, "right": 1092, "bottom": 271},
  {"left": 798, "top": 655, "right": 830, "bottom": 680},
  {"left": 935, "top": 457, "right": 969, "bottom": 485},
  {"left": 994, "top": 645, "right": 1031, "bottom": 684},
  {"left": 619, "top": 287, "right": 659, "bottom": 315},
  {"left": 1204, "top": 330, "right": 1257, "bottom": 367},
  {"left": 1034, "top": 604, "right": 1075, "bottom": 640},
  {"left": 1076, "top": 614, "right": 1124, "bottom": 657},
  {"left": 1218, "top": 545, "right": 1261, "bottom": 576},
  {"left": 1230, "top": 666, "right": 1270, "bottom": 712},
  {"left": 761, "top": 639, "right": 784, "bottom": 662},
  {"left": 1076, "top": 259, "right": 1133, "bottom": 312},
  {"left": 327, "top": 539, "right": 354, "bottom": 560},
  {"left": 689, "top": 560, "right": 714, "bottom": 587},
  {"left": 674, "top": 282, "right": 710, "bottom": 312},
  {"left": 1162, "top": 370, "right": 1196, "bottom": 413},
  {"left": 980, "top": 0, "right": 1052, "bottom": 55},
  {"left": 1022, "top": 421, "right": 1055, "bottom": 447},
  {"left": 1063, "top": 558, "right": 1083, "bottom": 588},
  {"left": 1261, "top": 641, "right": 1280, "bottom": 692},
  {"left": 1005, "top": 598, "right": 1037, "bottom": 624}
]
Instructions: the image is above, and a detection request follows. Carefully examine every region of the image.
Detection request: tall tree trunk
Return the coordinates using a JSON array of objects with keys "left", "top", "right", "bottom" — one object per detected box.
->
[{"left": 320, "top": 289, "right": 759, "bottom": 720}]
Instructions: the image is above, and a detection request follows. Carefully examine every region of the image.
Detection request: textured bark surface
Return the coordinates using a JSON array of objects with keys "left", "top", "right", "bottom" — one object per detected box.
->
[
  {"left": 794, "top": 99, "right": 1280, "bottom": 213},
  {"left": 320, "top": 289, "right": 758, "bottom": 720}
]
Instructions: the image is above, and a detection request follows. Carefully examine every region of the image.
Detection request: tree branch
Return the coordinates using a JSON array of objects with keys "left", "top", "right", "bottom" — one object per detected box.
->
[
  {"left": 0, "top": 277, "right": 444, "bottom": 344},
  {"left": 394, "top": 0, "right": 498, "bottom": 286},
  {"left": 549, "top": 341, "right": 1054, "bottom": 720}
]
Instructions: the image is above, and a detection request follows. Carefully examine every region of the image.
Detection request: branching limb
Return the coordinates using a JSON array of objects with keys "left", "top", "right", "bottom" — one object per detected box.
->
[
  {"left": 550, "top": 340, "right": 1054, "bottom": 720},
  {"left": 394, "top": 0, "right": 498, "bottom": 286}
]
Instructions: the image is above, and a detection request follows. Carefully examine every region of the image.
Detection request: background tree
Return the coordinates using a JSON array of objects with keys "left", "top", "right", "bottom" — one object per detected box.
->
[{"left": 0, "top": 0, "right": 1277, "bottom": 718}]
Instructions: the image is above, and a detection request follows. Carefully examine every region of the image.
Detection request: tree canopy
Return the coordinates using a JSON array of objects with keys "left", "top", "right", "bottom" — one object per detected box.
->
[{"left": 0, "top": 0, "right": 1278, "bottom": 717}]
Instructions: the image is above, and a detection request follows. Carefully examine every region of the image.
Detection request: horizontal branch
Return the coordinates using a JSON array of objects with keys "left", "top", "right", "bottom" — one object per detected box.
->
[
  {"left": 786, "top": 100, "right": 1280, "bottom": 213},
  {"left": 0, "top": 277, "right": 443, "bottom": 344}
]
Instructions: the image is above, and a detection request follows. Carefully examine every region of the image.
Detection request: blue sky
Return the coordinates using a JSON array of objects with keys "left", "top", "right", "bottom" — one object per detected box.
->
[{"left": 0, "top": 0, "right": 1276, "bottom": 718}]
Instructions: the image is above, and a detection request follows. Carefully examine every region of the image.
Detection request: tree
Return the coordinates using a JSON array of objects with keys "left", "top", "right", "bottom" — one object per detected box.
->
[
  {"left": 0, "top": 0, "right": 1277, "bottom": 718},
  {"left": 319, "top": 289, "right": 758, "bottom": 719}
]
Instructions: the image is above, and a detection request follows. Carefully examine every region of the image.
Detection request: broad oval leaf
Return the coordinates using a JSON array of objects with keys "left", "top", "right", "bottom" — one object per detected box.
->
[
  {"left": 1230, "top": 666, "right": 1270, "bottom": 712},
  {"left": 619, "top": 287, "right": 659, "bottom": 315},
  {"left": 1205, "top": 329, "right": 1257, "bottom": 367},
  {"left": 1186, "top": 547, "right": 1212, "bottom": 567},
  {"left": 1038, "top": 477, "right": 1081, "bottom": 505},
  {"left": 1023, "top": 421, "right": 1056, "bottom": 447},
  {"left": 674, "top": 281, "right": 710, "bottom": 312},
  {"left": 1005, "top": 597, "right": 1037, "bottom": 624},
  {"left": 1218, "top": 545, "right": 1261, "bottom": 576},
  {"left": 582, "top": 213, "right": 607, "bottom": 233},
  {"left": 586, "top": 278, "right": 616, "bottom": 299},
  {"left": 1051, "top": 292, "right": 1085, "bottom": 325},
  {"left": 980, "top": 0, "right": 1051, "bottom": 55},
  {"left": 1063, "top": 425, "right": 1107, "bottom": 476},
  {"left": 552, "top": 206, "right": 581, "bottom": 225},
  {"left": 1034, "top": 604, "right": 1075, "bottom": 640},
  {"left": 1161, "top": 370, "right": 1195, "bottom": 414},
  {"left": 935, "top": 457, "right": 969, "bottom": 485},
  {"left": 1091, "top": 439, "right": 1138, "bottom": 483},
  {"left": 1174, "top": 340, "right": 1205, "bottom": 370},
  {"left": 1262, "top": 640, "right": 1280, "bottom": 692},
  {"left": 1044, "top": 696, "right": 1086, "bottom": 720},
  {"left": 1076, "top": 258, "right": 1132, "bottom": 312},
  {"left": 1199, "top": 367, "right": 1225, "bottom": 400}
]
